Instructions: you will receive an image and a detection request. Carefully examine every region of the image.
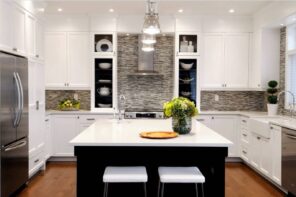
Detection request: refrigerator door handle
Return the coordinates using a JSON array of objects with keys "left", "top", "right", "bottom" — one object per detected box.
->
[
  {"left": 13, "top": 72, "right": 21, "bottom": 127},
  {"left": 3, "top": 139, "right": 27, "bottom": 152},
  {"left": 15, "top": 72, "right": 23, "bottom": 127}
]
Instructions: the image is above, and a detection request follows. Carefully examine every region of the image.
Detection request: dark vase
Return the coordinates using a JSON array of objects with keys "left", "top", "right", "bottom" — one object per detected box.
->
[{"left": 172, "top": 116, "right": 192, "bottom": 134}]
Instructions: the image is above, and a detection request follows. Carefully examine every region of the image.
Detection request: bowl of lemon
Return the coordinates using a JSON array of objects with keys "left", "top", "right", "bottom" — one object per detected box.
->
[{"left": 58, "top": 98, "right": 80, "bottom": 111}]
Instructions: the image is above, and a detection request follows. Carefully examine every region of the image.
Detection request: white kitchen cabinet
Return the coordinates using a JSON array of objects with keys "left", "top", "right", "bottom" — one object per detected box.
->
[
  {"left": 201, "top": 34, "right": 225, "bottom": 88},
  {"left": 250, "top": 133, "right": 261, "bottom": 168},
  {"left": 239, "top": 117, "right": 250, "bottom": 163},
  {"left": 224, "top": 34, "right": 249, "bottom": 88},
  {"left": 68, "top": 32, "right": 90, "bottom": 88},
  {"left": 0, "top": 0, "right": 13, "bottom": 52},
  {"left": 201, "top": 33, "right": 251, "bottom": 90},
  {"left": 45, "top": 32, "right": 68, "bottom": 88},
  {"left": 35, "top": 20, "right": 44, "bottom": 60},
  {"left": 44, "top": 116, "right": 52, "bottom": 160},
  {"left": 52, "top": 115, "right": 80, "bottom": 157},
  {"left": 12, "top": 4, "right": 26, "bottom": 55},
  {"left": 45, "top": 32, "right": 90, "bottom": 89},
  {"left": 196, "top": 115, "right": 238, "bottom": 157},
  {"left": 26, "top": 13, "right": 36, "bottom": 58},
  {"left": 271, "top": 124, "right": 282, "bottom": 185}
]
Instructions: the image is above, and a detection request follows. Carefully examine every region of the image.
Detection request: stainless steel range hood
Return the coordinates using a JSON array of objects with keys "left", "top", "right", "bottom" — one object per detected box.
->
[{"left": 129, "top": 36, "right": 162, "bottom": 76}]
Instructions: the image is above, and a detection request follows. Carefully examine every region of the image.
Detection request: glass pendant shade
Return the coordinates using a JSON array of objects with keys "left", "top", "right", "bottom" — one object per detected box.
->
[
  {"left": 142, "top": 43, "right": 154, "bottom": 52},
  {"left": 142, "top": 14, "right": 160, "bottom": 35},
  {"left": 142, "top": 34, "right": 156, "bottom": 44}
]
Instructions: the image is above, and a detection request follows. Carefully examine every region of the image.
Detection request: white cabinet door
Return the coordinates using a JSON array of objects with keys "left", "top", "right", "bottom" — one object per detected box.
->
[
  {"left": 68, "top": 32, "right": 90, "bottom": 89},
  {"left": 259, "top": 137, "right": 272, "bottom": 177},
  {"left": 271, "top": 125, "right": 281, "bottom": 185},
  {"left": 12, "top": 5, "right": 26, "bottom": 55},
  {"left": 35, "top": 61, "right": 45, "bottom": 104},
  {"left": 196, "top": 115, "right": 212, "bottom": 128},
  {"left": 45, "top": 32, "right": 67, "bottom": 88},
  {"left": 211, "top": 116, "right": 238, "bottom": 157},
  {"left": 0, "top": 0, "right": 13, "bottom": 52},
  {"left": 26, "top": 13, "right": 36, "bottom": 58},
  {"left": 44, "top": 116, "right": 52, "bottom": 160},
  {"left": 224, "top": 34, "right": 249, "bottom": 88},
  {"left": 201, "top": 34, "right": 225, "bottom": 88},
  {"left": 52, "top": 115, "right": 79, "bottom": 156},
  {"left": 250, "top": 133, "right": 261, "bottom": 169},
  {"left": 36, "top": 20, "right": 44, "bottom": 60}
]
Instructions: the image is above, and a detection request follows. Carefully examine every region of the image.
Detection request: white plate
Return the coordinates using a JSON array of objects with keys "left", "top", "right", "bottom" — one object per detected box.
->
[
  {"left": 98, "top": 103, "right": 112, "bottom": 108},
  {"left": 98, "top": 79, "right": 112, "bottom": 83},
  {"left": 96, "top": 39, "right": 113, "bottom": 52}
]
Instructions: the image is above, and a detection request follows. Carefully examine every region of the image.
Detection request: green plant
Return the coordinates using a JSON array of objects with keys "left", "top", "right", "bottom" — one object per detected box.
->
[
  {"left": 58, "top": 98, "right": 80, "bottom": 110},
  {"left": 163, "top": 97, "right": 198, "bottom": 118},
  {"left": 267, "top": 80, "right": 278, "bottom": 104}
]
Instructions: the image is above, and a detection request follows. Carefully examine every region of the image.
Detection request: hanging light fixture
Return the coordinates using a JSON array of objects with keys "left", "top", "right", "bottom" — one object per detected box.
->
[
  {"left": 142, "top": 34, "right": 156, "bottom": 44},
  {"left": 142, "top": 43, "right": 155, "bottom": 52},
  {"left": 142, "top": 0, "right": 160, "bottom": 35}
]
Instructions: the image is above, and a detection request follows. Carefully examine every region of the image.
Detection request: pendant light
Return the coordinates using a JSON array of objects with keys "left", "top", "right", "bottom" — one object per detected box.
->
[
  {"left": 142, "top": 0, "right": 160, "bottom": 35},
  {"left": 142, "top": 43, "right": 155, "bottom": 52},
  {"left": 142, "top": 34, "right": 156, "bottom": 44}
]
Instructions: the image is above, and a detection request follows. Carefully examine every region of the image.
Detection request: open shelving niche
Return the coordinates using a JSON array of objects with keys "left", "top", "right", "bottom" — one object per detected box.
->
[{"left": 91, "top": 33, "right": 117, "bottom": 112}]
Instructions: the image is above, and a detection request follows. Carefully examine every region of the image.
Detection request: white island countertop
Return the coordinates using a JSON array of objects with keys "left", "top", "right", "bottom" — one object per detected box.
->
[{"left": 70, "top": 119, "right": 233, "bottom": 147}]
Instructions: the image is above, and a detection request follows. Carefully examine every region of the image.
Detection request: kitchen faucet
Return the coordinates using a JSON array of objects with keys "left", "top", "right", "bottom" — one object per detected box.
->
[
  {"left": 118, "top": 94, "right": 126, "bottom": 120},
  {"left": 277, "top": 90, "right": 295, "bottom": 117}
]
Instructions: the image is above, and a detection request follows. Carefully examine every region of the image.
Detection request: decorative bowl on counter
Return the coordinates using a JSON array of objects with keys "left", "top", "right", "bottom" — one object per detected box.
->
[
  {"left": 98, "top": 103, "right": 112, "bottom": 108},
  {"left": 98, "top": 62, "right": 112, "bottom": 70},
  {"left": 97, "top": 87, "right": 110, "bottom": 96},
  {"left": 179, "top": 78, "right": 194, "bottom": 84},
  {"left": 181, "top": 91, "right": 192, "bottom": 96},
  {"left": 180, "top": 62, "right": 194, "bottom": 70}
]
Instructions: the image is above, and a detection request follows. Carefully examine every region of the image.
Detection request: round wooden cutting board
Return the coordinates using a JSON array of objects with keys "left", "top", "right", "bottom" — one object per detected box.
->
[{"left": 139, "top": 131, "right": 178, "bottom": 139}]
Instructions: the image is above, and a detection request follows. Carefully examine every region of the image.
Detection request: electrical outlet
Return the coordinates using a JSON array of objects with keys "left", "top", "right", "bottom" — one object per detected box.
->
[
  {"left": 74, "top": 93, "right": 79, "bottom": 100},
  {"left": 214, "top": 94, "right": 219, "bottom": 102}
]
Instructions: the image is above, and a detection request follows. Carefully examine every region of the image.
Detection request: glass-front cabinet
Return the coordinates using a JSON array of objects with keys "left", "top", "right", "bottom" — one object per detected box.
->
[
  {"left": 175, "top": 57, "right": 198, "bottom": 106},
  {"left": 176, "top": 32, "right": 200, "bottom": 56}
]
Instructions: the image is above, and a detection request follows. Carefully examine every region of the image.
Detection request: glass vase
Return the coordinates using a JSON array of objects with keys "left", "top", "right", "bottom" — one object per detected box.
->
[{"left": 172, "top": 116, "right": 192, "bottom": 134}]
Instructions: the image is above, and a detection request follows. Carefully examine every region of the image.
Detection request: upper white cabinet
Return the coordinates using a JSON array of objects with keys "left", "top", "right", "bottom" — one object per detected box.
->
[
  {"left": 36, "top": 20, "right": 44, "bottom": 60},
  {"left": 201, "top": 33, "right": 251, "bottom": 90},
  {"left": 45, "top": 32, "right": 90, "bottom": 89},
  {"left": 12, "top": 4, "right": 26, "bottom": 55},
  {"left": 26, "top": 13, "right": 36, "bottom": 58},
  {"left": 45, "top": 32, "right": 68, "bottom": 88},
  {"left": 0, "top": 0, "right": 13, "bottom": 52}
]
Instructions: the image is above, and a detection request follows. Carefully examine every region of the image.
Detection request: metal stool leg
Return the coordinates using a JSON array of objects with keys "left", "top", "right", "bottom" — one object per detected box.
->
[
  {"left": 161, "top": 183, "right": 165, "bottom": 197},
  {"left": 157, "top": 181, "right": 161, "bottom": 197},
  {"left": 144, "top": 183, "right": 147, "bottom": 197},
  {"left": 195, "top": 183, "right": 199, "bottom": 197},
  {"left": 201, "top": 183, "right": 204, "bottom": 197},
  {"left": 103, "top": 183, "right": 108, "bottom": 197}
]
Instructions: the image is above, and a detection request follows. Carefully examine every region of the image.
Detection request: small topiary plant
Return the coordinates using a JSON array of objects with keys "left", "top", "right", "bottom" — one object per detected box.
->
[{"left": 267, "top": 80, "right": 278, "bottom": 104}]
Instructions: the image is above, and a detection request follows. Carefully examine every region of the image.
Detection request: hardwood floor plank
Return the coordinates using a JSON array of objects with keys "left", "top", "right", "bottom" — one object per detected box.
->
[{"left": 17, "top": 162, "right": 285, "bottom": 197}]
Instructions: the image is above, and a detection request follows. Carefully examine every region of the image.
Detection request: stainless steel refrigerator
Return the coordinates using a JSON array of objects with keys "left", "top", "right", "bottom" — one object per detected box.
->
[{"left": 0, "top": 51, "right": 28, "bottom": 197}]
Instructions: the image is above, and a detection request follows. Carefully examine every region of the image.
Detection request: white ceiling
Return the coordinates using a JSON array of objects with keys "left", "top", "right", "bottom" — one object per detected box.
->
[{"left": 34, "top": 1, "right": 272, "bottom": 16}]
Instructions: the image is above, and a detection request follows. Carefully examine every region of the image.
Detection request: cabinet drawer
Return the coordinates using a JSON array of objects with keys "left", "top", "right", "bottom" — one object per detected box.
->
[
  {"left": 241, "top": 129, "right": 249, "bottom": 143},
  {"left": 79, "top": 115, "right": 97, "bottom": 124},
  {"left": 240, "top": 144, "right": 249, "bottom": 162},
  {"left": 29, "top": 151, "right": 44, "bottom": 177}
]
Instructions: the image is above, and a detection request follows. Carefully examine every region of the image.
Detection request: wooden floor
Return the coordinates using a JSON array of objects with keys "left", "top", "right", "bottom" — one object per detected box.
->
[{"left": 17, "top": 162, "right": 285, "bottom": 197}]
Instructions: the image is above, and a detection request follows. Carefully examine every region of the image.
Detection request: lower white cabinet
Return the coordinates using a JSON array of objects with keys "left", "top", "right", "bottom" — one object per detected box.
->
[
  {"left": 196, "top": 115, "right": 238, "bottom": 157},
  {"left": 271, "top": 124, "right": 282, "bottom": 185},
  {"left": 44, "top": 116, "right": 52, "bottom": 160}
]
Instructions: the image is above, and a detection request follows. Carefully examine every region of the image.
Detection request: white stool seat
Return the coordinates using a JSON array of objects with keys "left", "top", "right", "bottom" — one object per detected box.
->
[
  {"left": 158, "top": 167, "right": 205, "bottom": 183},
  {"left": 103, "top": 166, "right": 148, "bottom": 183}
]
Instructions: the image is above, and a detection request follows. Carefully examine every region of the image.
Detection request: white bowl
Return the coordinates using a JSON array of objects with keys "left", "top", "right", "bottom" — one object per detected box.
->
[
  {"left": 98, "top": 103, "right": 112, "bottom": 108},
  {"left": 97, "top": 87, "right": 110, "bottom": 96},
  {"left": 181, "top": 91, "right": 191, "bottom": 96},
  {"left": 99, "top": 63, "right": 111, "bottom": 70},
  {"left": 179, "top": 78, "right": 193, "bottom": 84},
  {"left": 180, "top": 62, "right": 193, "bottom": 70}
]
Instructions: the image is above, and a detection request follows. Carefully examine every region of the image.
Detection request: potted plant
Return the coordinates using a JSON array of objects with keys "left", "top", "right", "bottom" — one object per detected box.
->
[
  {"left": 58, "top": 98, "right": 80, "bottom": 111},
  {"left": 267, "top": 80, "right": 278, "bottom": 116},
  {"left": 163, "top": 97, "right": 198, "bottom": 134}
]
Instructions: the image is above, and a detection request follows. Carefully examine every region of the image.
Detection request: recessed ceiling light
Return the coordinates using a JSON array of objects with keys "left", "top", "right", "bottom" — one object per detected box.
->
[
  {"left": 37, "top": 8, "right": 45, "bottom": 12},
  {"left": 57, "top": 8, "right": 63, "bottom": 12},
  {"left": 229, "top": 9, "right": 235, "bottom": 13},
  {"left": 109, "top": 8, "right": 114, "bottom": 12},
  {"left": 178, "top": 9, "right": 183, "bottom": 13}
]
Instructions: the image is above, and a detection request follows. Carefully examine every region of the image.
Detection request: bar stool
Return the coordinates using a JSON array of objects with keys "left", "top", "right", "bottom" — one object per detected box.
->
[
  {"left": 157, "top": 167, "right": 205, "bottom": 197},
  {"left": 103, "top": 166, "right": 148, "bottom": 197}
]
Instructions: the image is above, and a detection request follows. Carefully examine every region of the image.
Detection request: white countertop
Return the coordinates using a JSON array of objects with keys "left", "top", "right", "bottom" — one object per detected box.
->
[{"left": 70, "top": 119, "right": 233, "bottom": 147}]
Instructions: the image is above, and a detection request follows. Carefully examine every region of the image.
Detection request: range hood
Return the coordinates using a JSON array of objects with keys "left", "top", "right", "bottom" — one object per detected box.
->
[{"left": 129, "top": 36, "right": 163, "bottom": 76}]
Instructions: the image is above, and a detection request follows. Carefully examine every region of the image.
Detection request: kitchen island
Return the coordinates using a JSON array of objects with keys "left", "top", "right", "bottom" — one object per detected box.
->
[{"left": 70, "top": 119, "right": 232, "bottom": 197}]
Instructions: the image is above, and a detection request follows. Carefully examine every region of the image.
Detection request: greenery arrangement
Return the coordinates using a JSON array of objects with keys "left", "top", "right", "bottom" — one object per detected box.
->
[
  {"left": 267, "top": 80, "right": 278, "bottom": 104},
  {"left": 163, "top": 97, "right": 198, "bottom": 118},
  {"left": 58, "top": 98, "right": 80, "bottom": 110}
]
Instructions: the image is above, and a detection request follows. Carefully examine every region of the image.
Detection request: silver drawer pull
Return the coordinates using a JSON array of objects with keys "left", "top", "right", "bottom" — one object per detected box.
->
[
  {"left": 196, "top": 119, "right": 205, "bottom": 121},
  {"left": 242, "top": 134, "right": 247, "bottom": 137},
  {"left": 45, "top": 119, "right": 49, "bottom": 122},
  {"left": 242, "top": 120, "right": 247, "bottom": 123},
  {"left": 257, "top": 136, "right": 261, "bottom": 140},
  {"left": 86, "top": 118, "right": 95, "bottom": 121},
  {"left": 242, "top": 150, "right": 247, "bottom": 154},
  {"left": 270, "top": 126, "right": 274, "bottom": 130},
  {"left": 34, "top": 159, "right": 40, "bottom": 163}
]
